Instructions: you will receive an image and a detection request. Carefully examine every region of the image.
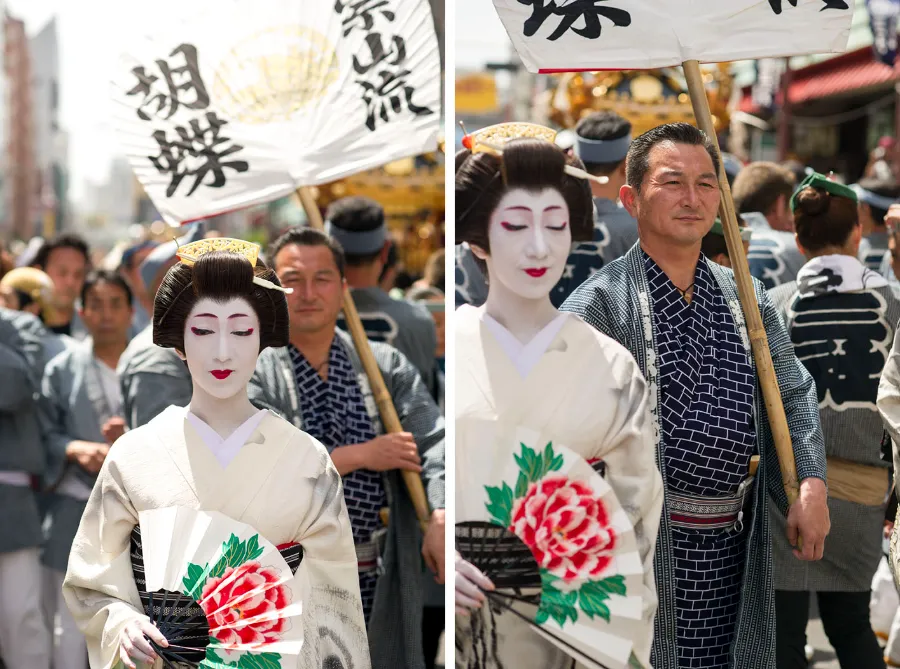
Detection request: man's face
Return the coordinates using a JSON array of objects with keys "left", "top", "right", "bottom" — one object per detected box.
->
[
  {"left": 43, "top": 247, "right": 87, "bottom": 309},
  {"left": 274, "top": 244, "right": 344, "bottom": 334},
  {"left": 622, "top": 141, "right": 721, "bottom": 248},
  {"left": 80, "top": 281, "right": 133, "bottom": 347}
]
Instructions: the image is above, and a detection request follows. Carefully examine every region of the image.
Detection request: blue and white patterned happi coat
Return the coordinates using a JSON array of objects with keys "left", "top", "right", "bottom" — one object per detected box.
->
[{"left": 561, "top": 244, "right": 826, "bottom": 669}]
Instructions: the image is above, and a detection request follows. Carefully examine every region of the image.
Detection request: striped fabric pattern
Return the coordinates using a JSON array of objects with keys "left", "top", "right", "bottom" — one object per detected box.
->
[
  {"left": 248, "top": 329, "right": 446, "bottom": 669},
  {"left": 287, "top": 339, "right": 385, "bottom": 622},
  {"left": 648, "top": 254, "right": 756, "bottom": 668},
  {"left": 561, "top": 244, "right": 826, "bottom": 669}
]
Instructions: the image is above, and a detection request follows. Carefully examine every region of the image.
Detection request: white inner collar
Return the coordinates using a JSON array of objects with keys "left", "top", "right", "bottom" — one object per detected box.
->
[
  {"left": 482, "top": 311, "right": 569, "bottom": 379},
  {"left": 186, "top": 409, "right": 268, "bottom": 469}
]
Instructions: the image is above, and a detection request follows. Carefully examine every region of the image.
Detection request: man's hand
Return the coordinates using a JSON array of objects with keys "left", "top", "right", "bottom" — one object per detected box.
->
[
  {"left": 786, "top": 477, "right": 830, "bottom": 561},
  {"left": 456, "top": 552, "right": 494, "bottom": 616},
  {"left": 102, "top": 417, "right": 127, "bottom": 445},
  {"left": 359, "top": 433, "right": 422, "bottom": 473},
  {"left": 422, "top": 509, "right": 445, "bottom": 584},
  {"left": 66, "top": 440, "right": 110, "bottom": 474}
]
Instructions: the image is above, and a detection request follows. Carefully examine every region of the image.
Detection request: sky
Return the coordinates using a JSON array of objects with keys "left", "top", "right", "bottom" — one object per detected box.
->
[
  {"left": 455, "top": 0, "right": 512, "bottom": 72},
  {"left": 6, "top": 0, "right": 208, "bottom": 207}
]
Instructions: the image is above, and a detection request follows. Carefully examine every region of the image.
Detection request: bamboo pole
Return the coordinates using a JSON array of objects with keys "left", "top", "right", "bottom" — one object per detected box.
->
[
  {"left": 295, "top": 186, "right": 432, "bottom": 532},
  {"left": 682, "top": 60, "right": 800, "bottom": 510}
]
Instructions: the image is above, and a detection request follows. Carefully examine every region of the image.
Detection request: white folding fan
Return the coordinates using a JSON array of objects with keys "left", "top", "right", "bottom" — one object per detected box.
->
[
  {"left": 457, "top": 425, "right": 646, "bottom": 669},
  {"left": 110, "top": 0, "right": 441, "bottom": 224},
  {"left": 131, "top": 507, "right": 308, "bottom": 668}
]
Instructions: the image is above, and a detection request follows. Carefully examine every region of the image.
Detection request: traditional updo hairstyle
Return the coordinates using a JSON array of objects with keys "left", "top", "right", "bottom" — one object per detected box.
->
[
  {"left": 456, "top": 138, "right": 593, "bottom": 275},
  {"left": 793, "top": 186, "right": 860, "bottom": 254},
  {"left": 152, "top": 251, "right": 290, "bottom": 354}
]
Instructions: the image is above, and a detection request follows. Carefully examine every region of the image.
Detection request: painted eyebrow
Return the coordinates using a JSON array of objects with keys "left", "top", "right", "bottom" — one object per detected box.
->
[
  {"left": 192, "top": 313, "right": 250, "bottom": 319},
  {"left": 502, "top": 205, "right": 563, "bottom": 212}
]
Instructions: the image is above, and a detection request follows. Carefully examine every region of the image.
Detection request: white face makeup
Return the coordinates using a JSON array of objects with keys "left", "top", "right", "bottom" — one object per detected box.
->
[
  {"left": 477, "top": 187, "right": 572, "bottom": 301},
  {"left": 181, "top": 297, "right": 261, "bottom": 401}
]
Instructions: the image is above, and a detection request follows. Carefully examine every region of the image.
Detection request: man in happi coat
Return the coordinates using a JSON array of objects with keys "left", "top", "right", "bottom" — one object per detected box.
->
[
  {"left": 0, "top": 307, "right": 52, "bottom": 668},
  {"left": 326, "top": 196, "right": 438, "bottom": 385},
  {"left": 248, "top": 227, "right": 445, "bottom": 669},
  {"left": 41, "top": 270, "right": 135, "bottom": 669},
  {"left": 561, "top": 123, "right": 830, "bottom": 669},
  {"left": 732, "top": 162, "right": 806, "bottom": 290}
]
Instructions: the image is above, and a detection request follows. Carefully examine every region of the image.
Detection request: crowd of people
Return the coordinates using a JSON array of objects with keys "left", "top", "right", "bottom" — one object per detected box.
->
[
  {"left": 453, "top": 112, "right": 900, "bottom": 669},
  {"left": 0, "top": 195, "right": 446, "bottom": 669}
]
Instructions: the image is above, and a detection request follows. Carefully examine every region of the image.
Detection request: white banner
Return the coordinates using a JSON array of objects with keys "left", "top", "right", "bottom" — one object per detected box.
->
[
  {"left": 112, "top": 0, "right": 441, "bottom": 224},
  {"left": 493, "top": 0, "right": 855, "bottom": 73}
]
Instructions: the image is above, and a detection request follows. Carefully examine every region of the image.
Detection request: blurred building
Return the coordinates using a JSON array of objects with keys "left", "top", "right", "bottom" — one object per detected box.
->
[
  {"left": 30, "top": 17, "right": 68, "bottom": 236},
  {"left": 6, "top": 13, "right": 33, "bottom": 241},
  {"left": 734, "top": 2, "right": 896, "bottom": 179}
]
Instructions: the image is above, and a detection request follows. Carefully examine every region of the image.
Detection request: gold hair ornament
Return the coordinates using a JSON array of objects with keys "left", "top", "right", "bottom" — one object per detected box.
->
[
  {"left": 176, "top": 238, "right": 293, "bottom": 294},
  {"left": 460, "top": 121, "right": 609, "bottom": 186}
]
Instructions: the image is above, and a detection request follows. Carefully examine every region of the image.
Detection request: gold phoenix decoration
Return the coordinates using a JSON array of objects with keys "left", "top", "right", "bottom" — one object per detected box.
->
[
  {"left": 177, "top": 237, "right": 261, "bottom": 267},
  {"left": 211, "top": 26, "right": 340, "bottom": 124},
  {"left": 547, "top": 64, "right": 734, "bottom": 136},
  {"left": 471, "top": 122, "right": 558, "bottom": 148}
]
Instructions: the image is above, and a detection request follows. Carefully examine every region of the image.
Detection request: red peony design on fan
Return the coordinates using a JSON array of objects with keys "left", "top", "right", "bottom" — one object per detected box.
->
[
  {"left": 509, "top": 475, "right": 616, "bottom": 584},
  {"left": 199, "top": 562, "right": 290, "bottom": 649}
]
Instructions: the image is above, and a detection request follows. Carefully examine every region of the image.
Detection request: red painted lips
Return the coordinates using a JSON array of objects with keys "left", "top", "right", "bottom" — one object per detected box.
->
[
  {"left": 525, "top": 268, "right": 548, "bottom": 278},
  {"left": 210, "top": 370, "right": 233, "bottom": 380}
]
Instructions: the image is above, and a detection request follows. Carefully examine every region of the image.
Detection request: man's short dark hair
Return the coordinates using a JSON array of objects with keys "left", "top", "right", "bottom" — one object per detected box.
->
[
  {"left": 81, "top": 269, "right": 133, "bottom": 307},
  {"left": 33, "top": 233, "right": 90, "bottom": 270},
  {"left": 325, "top": 196, "right": 386, "bottom": 266},
  {"left": 858, "top": 176, "right": 900, "bottom": 225},
  {"left": 575, "top": 111, "right": 632, "bottom": 177},
  {"left": 626, "top": 123, "right": 721, "bottom": 193},
  {"left": 268, "top": 227, "right": 346, "bottom": 277}
]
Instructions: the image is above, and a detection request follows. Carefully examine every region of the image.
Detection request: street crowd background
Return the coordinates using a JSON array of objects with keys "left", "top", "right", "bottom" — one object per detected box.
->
[
  {"left": 0, "top": 0, "right": 445, "bottom": 669},
  {"left": 454, "top": 1, "right": 900, "bottom": 667}
]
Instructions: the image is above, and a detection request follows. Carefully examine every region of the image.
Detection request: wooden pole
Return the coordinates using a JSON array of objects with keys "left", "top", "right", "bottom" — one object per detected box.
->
[
  {"left": 683, "top": 60, "right": 800, "bottom": 509},
  {"left": 296, "top": 186, "right": 432, "bottom": 532}
]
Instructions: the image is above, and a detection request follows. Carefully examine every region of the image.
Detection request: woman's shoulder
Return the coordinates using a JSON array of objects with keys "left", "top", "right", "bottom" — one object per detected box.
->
[
  {"left": 261, "top": 411, "right": 334, "bottom": 476},
  {"left": 563, "top": 313, "right": 644, "bottom": 385}
]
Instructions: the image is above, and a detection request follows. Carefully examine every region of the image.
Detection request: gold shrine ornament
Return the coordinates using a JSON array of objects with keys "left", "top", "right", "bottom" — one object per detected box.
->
[{"left": 176, "top": 237, "right": 293, "bottom": 294}]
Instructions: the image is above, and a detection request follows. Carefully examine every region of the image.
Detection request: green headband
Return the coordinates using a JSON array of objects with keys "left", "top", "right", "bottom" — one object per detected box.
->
[
  {"left": 709, "top": 218, "right": 753, "bottom": 241},
  {"left": 790, "top": 172, "right": 858, "bottom": 212}
]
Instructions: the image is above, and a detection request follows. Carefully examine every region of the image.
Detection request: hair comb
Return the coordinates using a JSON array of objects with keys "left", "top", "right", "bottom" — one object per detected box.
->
[
  {"left": 460, "top": 121, "right": 608, "bottom": 185},
  {"left": 176, "top": 238, "right": 293, "bottom": 294}
]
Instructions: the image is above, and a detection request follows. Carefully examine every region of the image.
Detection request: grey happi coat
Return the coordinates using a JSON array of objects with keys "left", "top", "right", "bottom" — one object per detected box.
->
[
  {"left": 0, "top": 308, "right": 51, "bottom": 554},
  {"left": 560, "top": 246, "right": 826, "bottom": 669},
  {"left": 248, "top": 328, "right": 445, "bottom": 669},
  {"left": 41, "top": 340, "right": 119, "bottom": 571}
]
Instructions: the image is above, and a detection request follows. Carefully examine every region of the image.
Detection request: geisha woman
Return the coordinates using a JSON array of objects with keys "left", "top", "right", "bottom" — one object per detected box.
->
[
  {"left": 454, "top": 128, "right": 664, "bottom": 669},
  {"left": 62, "top": 241, "right": 370, "bottom": 669}
]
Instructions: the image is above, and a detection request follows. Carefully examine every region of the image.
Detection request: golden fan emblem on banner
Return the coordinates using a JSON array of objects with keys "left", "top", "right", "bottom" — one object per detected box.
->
[{"left": 211, "top": 26, "right": 340, "bottom": 124}]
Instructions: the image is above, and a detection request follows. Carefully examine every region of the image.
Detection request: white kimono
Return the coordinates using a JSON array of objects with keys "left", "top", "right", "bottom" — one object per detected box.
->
[
  {"left": 63, "top": 405, "right": 370, "bottom": 669},
  {"left": 455, "top": 305, "right": 663, "bottom": 669}
]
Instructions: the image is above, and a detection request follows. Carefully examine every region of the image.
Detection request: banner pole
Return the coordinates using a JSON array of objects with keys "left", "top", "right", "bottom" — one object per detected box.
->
[
  {"left": 682, "top": 60, "right": 800, "bottom": 512},
  {"left": 296, "top": 186, "right": 432, "bottom": 533}
]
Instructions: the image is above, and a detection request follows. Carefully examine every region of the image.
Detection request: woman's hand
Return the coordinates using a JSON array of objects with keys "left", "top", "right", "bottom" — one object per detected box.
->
[
  {"left": 455, "top": 552, "right": 494, "bottom": 615},
  {"left": 118, "top": 619, "right": 168, "bottom": 668}
]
